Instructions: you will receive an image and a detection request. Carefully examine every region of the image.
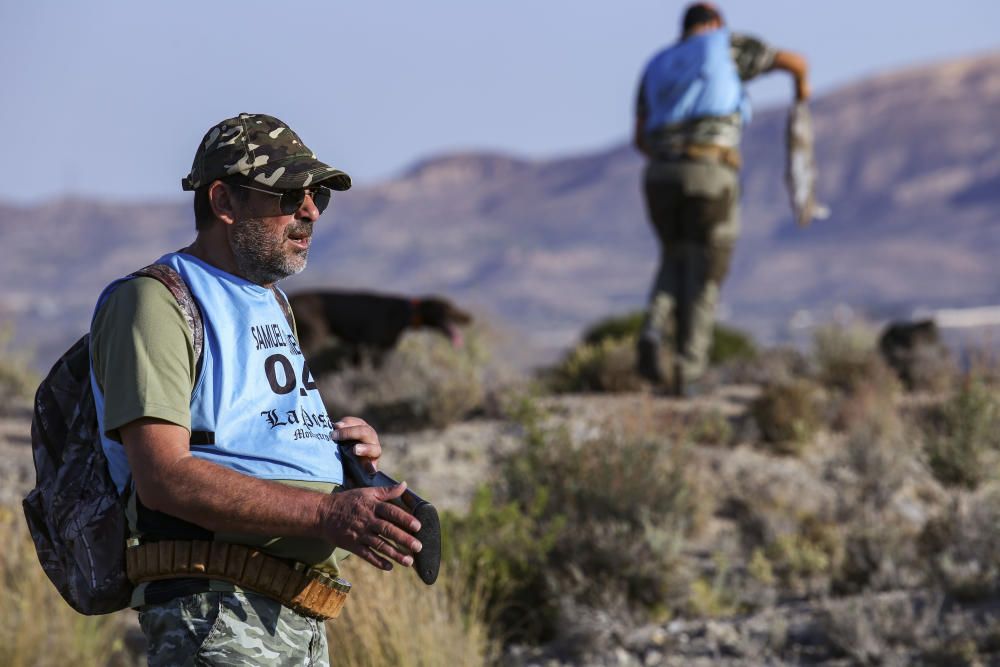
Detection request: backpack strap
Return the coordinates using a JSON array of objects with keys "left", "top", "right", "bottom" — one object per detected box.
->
[
  {"left": 132, "top": 264, "right": 205, "bottom": 366},
  {"left": 270, "top": 286, "right": 296, "bottom": 332},
  {"left": 129, "top": 263, "right": 212, "bottom": 445}
]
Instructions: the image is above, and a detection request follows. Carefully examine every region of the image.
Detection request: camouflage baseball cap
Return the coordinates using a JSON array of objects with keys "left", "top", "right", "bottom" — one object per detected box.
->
[{"left": 181, "top": 113, "right": 351, "bottom": 192}]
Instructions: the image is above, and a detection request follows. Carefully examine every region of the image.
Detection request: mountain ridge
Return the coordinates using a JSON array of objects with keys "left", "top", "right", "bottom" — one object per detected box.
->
[{"left": 3, "top": 52, "right": 998, "bottom": 367}]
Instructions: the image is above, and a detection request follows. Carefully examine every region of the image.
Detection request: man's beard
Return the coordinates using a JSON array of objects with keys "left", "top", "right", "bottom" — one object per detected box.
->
[{"left": 230, "top": 217, "right": 313, "bottom": 286}]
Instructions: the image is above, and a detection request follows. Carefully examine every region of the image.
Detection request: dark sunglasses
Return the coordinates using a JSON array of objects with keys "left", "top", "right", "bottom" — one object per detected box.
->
[{"left": 236, "top": 183, "right": 332, "bottom": 215}]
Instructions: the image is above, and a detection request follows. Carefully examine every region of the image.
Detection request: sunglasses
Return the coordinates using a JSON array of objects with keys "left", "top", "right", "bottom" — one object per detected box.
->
[{"left": 236, "top": 183, "right": 332, "bottom": 215}]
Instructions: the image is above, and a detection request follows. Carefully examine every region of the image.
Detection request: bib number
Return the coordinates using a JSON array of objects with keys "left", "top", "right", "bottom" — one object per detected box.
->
[{"left": 264, "top": 354, "right": 317, "bottom": 396}]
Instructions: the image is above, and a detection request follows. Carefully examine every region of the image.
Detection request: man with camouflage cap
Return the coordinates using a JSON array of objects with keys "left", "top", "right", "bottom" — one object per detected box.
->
[
  {"left": 89, "top": 113, "right": 422, "bottom": 665},
  {"left": 634, "top": 3, "right": 809, "bottom": 395}
]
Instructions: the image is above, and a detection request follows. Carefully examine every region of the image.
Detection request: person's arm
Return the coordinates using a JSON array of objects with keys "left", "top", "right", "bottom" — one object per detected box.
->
[
  {"left": 730, "top": 33, "right": 810, "bottom": 101},
  {"left": 120, "top": 416, "right": 422, "bottom": 571},
  {"left": 770, "top": 49, "right": 811, "bottom": 101},
  {"left": 633, "top": 112, "right": 651, "bottom": 158},
  {"left": 633, "top": 75, "right": 652, "bottom": 158}
]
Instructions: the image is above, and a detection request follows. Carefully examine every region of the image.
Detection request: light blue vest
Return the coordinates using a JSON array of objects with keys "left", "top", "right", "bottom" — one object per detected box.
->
[
  {"left": 640, "top": 27, "right": 750, "bottom": 134},
  {"left": 91, "top": 252, "right": 344, "bottom": 493}
]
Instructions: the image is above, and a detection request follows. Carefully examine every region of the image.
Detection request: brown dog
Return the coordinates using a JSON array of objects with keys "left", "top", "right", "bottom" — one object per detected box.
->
[{"left": 289, "top": 290, "right": 473, "bottom": 369}]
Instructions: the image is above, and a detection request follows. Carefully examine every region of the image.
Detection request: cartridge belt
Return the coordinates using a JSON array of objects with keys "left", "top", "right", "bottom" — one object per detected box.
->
[
  {"left": 653, "top": 143, "right": 741, "bottom": 169},
  {"left": 126, "top": 539, "right": 350, "bottom": 620}
]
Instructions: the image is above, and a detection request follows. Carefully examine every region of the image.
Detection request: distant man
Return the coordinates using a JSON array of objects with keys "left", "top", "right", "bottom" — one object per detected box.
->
[
  {"left": 90, "top": 114, "right": 423, "bottom": 665},
  {"left": 634, "top": 2, "right": 809, "bottom": 394}
]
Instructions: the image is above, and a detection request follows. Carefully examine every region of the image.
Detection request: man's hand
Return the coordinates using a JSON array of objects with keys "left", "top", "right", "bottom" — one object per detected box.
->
[
  {"left": 332, "top": 416, "right": 381, "bottom": 472},
  {"left": 318, "top": 483, "right": 423, "bottom": 571},
  {"left": 795, "top": 78, "right": 811, "bottom": 102}
]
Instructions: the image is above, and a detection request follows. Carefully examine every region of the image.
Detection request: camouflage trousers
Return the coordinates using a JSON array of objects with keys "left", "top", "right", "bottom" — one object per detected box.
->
[
  {"left": 639, "top": 159, "right": 740, "bottom": 386},
  {"left": 138, "top": 590, "right": 329, "bottom": 666}
]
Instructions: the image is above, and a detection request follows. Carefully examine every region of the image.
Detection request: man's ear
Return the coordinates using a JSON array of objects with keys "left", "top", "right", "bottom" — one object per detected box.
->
[{"left": 208, "top": 180, "right": 239, "bottom": 226}]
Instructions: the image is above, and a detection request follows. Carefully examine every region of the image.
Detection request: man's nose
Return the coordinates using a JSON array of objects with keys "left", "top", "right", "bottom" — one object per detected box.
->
[{"left": 296, "top": 193, "right": 321, "bottom": 222}]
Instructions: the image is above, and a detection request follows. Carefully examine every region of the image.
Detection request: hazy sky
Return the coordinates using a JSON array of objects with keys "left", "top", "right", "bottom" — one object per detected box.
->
[{"left": 1, "top": 1, "right": 997, "bottom": 204}]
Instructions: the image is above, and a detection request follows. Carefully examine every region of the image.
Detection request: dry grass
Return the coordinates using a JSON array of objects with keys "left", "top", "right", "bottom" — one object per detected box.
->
[
  {"left": 2, "top": 491, "right": 496, "bottom": 667},
  {"left": 327, "top": 559, "right": 497, "bottom": 667},
  {"left": 0, "top": 503, "right": 133, "bottom": 667},
  {"left": 0, "top": 323, "right": 39, "bottom": 413}
]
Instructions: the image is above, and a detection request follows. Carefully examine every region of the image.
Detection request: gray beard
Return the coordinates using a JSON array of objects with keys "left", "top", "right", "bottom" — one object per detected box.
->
[{"left": 230, "top": 217, "right": 312, "bottom": 286}]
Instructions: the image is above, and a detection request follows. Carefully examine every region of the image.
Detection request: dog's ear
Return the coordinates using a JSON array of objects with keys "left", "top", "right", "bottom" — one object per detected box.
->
[
  {"left": 418, "top": 297, "right": 473, "bottom": 347},
  {"left": 418, "top": 298, "right": 472, "bottom": 327},
  {"left": 445, "top": 303, "right": 473, "bottom": 326}
]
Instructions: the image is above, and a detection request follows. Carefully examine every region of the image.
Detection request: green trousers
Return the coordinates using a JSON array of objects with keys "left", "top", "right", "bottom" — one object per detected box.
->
[{"left": 639, "top": 159, "right": 740, "bottom": 386}]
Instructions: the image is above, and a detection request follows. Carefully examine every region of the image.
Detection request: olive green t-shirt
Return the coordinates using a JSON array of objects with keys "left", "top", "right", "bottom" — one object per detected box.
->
[{"left": 91, "top": 277, "right": 347, "bottom": 605}]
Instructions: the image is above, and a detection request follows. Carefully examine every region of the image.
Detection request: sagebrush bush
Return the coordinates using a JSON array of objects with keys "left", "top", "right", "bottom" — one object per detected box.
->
[
  {"left": 318, "top": 328, "right": 491, "bottom": 432},
  {"left": 751, "top": 379, "right": 822, "bottom": 454},
  {"left": 814, "top": 323, "right": 899, "bottom": 398},
  {"left": 765, "top": 515, "right": 844, "bottom": 594},
  {"left": 923, "top": 378, "right": 1000, "bottom": 489},
  {"left": 709, "top": 324, "right": 758, "bottom": 366},
  {"left": 731, "top": 346, "right": 810, "bottom": 386},
  {"left": 833, "top": 392, "right": 928, "bottom": 593},
  {"left": 445, "top": 400, "right": 698, "bottom": 643},
  {"left": 549, "top": 310, "right": 756, "bottom": 393},
  {"left": 0, "top": 324, "right": 39, "bottom": 412},
  {"left": 546, "top": 336, "right": 643, "bottom": 393},
  {"left": 581, "top": 311, "right": 645, "bottom": 345},
  {"left": 838, "top": 385, "right": 910, "bottom": 504},
  {"left": 917, "top": 483, "right": 1000, "bottom": 601}
]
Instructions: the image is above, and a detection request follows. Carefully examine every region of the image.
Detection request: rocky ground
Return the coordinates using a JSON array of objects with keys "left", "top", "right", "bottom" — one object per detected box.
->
[{"left": 6, "top": 381, "right": 1000, "bottom": 666}]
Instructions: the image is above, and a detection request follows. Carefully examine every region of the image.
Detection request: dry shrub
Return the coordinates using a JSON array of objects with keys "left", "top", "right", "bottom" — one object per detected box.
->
[
  {"left": 546, "top": 336, "right": 643, "bottom": 393},
  {"left": 0, "top": 502, "right": 134, "bottom": 667},
  {"left": 318, "top": 328, "right": 492, "bottom": 432},
  {"left": 730, "top": 346, "right": 809, "bottom": 386},
  {"left": 0, "top": 324, "right": 39, "bottom": 413},
  {"left": 833, "top": 393, "right": 929, "bottom": 593},
  {"left": 881, "top": 334, "right": 956, "bottom": 395},
  {"left": 326, "top": 559, "right": 496, "bottom": 667},
  {"left": 709, "top": 324, "right": 758, "bottom": 366},
  {"left": 546, "top": 311, "right": 756, "bottom": 393},
  {"left": 764, "top": 515, "right": 844, "bottom": 595},
  {"left": 686, "top": 408, "right": 734, "bottom": 446},
  {"left": 814, "top": 323, "right": 900, "bottom": 399},
  {"left": 687, "top": 576, "right": 740, "bottom": 619},
  {"left": 923, "top": 377, "right": 1000, "bottom": 489},
  {"left": 838, "top": 388, "right": 908, "bottom": 503},
  {"left": 821, "top": 591, "right": 1000, "bottom": 665},
  {"left": 819, "top": 593, "right": 942, "bottom": 666},
  {"left": 919, "top": 485, "right": 1000, "bottom": 601},
  {"left": 579, "top": 311, "right": 644, "bottom": 345},
  {"left": 836, "top": 506, "right": 925, "bottom": 595},
  {"left": 751, "top": 379, "right": 822, "bottom": 455},
  {"left": 445, "top": 401, "right": 700, "bottom": 644}
]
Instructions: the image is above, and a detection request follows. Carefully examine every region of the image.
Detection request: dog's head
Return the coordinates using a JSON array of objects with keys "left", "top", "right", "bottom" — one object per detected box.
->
[
  {"left": 880, "top": 319, "right": 940, "bottom": 352},
  {"left": 415, "top": 297, "right": 473, "bottom": 346}
]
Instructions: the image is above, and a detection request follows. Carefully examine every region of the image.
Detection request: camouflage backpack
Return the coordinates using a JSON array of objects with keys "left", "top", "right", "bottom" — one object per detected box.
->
[{"left": 22, "top": 264, "right": 204, "bottom": 615}]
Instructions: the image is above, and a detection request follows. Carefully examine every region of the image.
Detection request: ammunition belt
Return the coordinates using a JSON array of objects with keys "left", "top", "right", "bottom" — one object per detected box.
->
[
  {"left": 653, "top": 143, "right": 742, "bottom": 170},
  {"left": 126, "top": 539, "right": 350, "bottom": 620}
]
